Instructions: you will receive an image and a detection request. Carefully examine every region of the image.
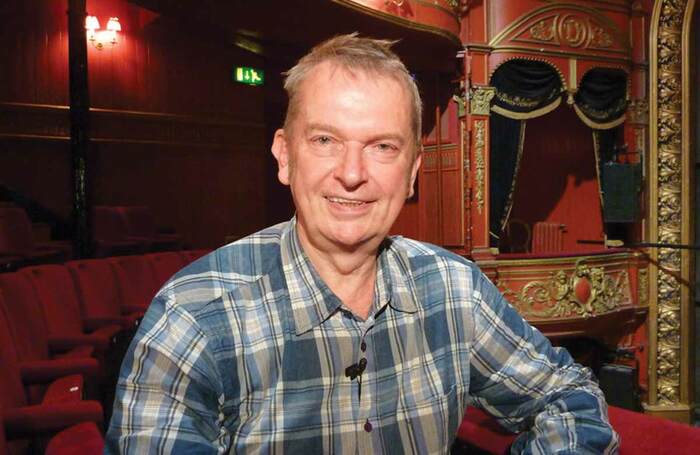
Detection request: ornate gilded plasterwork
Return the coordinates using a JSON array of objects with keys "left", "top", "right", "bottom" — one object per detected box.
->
[
  {"left": 496, "top": 260, "right": 632, "bottom": 319},
  {"left": 473, "top": 120, "right": 486, "bottom": 214},
  {"left": 651, "top": 0, "right": 688, "bottom": 407},
  {"left": 489, "top": 5, "right": 629, "bottom": 56},
  {"left": 527, "top": 14, "right": 614, "bottom": 48},
  {"left": 628, "top": 98, "right": 649, "bottom": 124},
  {"left": 638, "top": 267, "right": 649, "bottom": 307},
  {"left": 469, "top": 86, "right": 496, "bottom": 115}
]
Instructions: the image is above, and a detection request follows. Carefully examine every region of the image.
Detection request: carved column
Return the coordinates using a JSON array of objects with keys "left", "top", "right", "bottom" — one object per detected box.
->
[
  {"left": 467, "top": 86, "right": 496, "bottom": 263},
  {"left": 647, "top": 0, "right": 694, "bottom": 423}
]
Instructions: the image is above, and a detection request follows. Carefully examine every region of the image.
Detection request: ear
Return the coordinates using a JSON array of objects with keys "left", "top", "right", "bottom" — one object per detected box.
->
[
  {"left": 407, "top": 151, "right": 422, "bottom": 198},
  {"left": 271, "top": 129, "right": 291, "bottom": 186}
]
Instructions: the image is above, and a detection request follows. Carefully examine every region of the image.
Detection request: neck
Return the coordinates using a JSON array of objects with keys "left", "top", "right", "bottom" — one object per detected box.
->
[{"left": 296, "top": 226, "right": 380, "bottom": 319}]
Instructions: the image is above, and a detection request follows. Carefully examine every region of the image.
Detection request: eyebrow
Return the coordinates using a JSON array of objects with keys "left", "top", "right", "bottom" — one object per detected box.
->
[{"left": 304, "top": 122, "right": 407, "bottom": 145}]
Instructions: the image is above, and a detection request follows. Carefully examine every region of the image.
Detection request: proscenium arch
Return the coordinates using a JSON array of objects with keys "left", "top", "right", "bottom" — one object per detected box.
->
[{"left": 647, "top": 0, "right": 696, "bottom": 422}]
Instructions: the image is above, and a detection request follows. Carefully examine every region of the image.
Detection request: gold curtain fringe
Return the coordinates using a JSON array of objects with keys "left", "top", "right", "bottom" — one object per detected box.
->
[
  {"left": 500, "top": 121, "right": 527, "bottom": 233},
  {"left": 491, "top": 97, "right": 561, "bottom": 120},
  {"left": 591, "top": 131, "right": 606, "bottom": 212},
  {"left": 573, "top": 103, "right": 626, "bottom": 130}
]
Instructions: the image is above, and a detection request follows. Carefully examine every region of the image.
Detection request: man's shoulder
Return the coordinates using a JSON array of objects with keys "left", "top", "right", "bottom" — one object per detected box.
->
[
  {"left": 156, "top": 222, "right": 288, "bottom": 312},
  {"left": 388, "top": 235, "right": 477, "bottom": 272}
]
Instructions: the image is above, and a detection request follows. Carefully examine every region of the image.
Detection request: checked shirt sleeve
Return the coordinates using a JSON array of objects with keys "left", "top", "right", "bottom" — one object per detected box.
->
[
  {"left": 467, "top": 270, "right": 619, "bottom": 455},
  {"left": 105, "top": 295, "right": 229, "bottom": 454}
]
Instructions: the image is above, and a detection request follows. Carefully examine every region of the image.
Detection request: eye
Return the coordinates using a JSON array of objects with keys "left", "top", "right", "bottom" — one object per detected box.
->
[
  {"left": 372, "top": 142, "right": 399, "bottom": 154},
  {"left": 313, "top": 135, "right": 333, "bottom": 146}
]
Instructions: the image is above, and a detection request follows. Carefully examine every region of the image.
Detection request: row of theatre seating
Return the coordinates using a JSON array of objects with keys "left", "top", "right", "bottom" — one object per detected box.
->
[
  {"left": 0, "top": 249, "right": 209, "bottom": 454},
  {"left": 93, "top": 206, "right": 181, "bottom": 257},
  {"left": 0, "top": 205, "right": 182, "bottom": 272}
]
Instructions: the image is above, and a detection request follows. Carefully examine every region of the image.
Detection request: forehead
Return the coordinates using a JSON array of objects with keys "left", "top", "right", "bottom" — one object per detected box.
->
[{"left": 293, "top": 62, "right": 412, "bottom": 134}]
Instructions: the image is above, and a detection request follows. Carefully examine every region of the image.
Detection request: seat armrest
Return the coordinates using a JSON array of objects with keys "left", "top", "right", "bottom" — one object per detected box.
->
[
  {"left": 48, "top": 334, "right": 114, "bottom": 353},
  {"left": 83, "top": 316, "right": 128, "bottom": 332},
  {"left": 122, "top": 303, "right": 146, "bottom": 314},
  {"left": 19, "top": 358, "right": 100, "bottom": 384},
  {"left": 4, "top": 400, "right": 103, "bottom": 439}
]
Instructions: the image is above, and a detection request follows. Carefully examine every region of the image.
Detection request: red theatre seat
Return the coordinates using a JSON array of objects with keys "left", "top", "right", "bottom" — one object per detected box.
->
[
  {"left": 0, "top": 207, "right": 67, "bottom": 266},
  {"left": 0, "top": 277, "right": 99, "bottom": 405},
  {"left": 0, "top": 306, "right": 103, "bottom": 446},
  {"left": 107, "top": 255, "right": 159, "bottom": 313},
  {"left": 456, "top": 406, "right": 700, "bottom": 454},
  {"left": 66, "top": 259, "right": 143, "bottom": 330},
  {"left": 119, "top": 206, "right": 181, "bottom": 252},
  {"left": 145, "top": 252, "right": 187, "bottom": 290},
  {"left": 92, "top": 206, "right": 148, "bottom": 257},
  {"left": 180, "top": 249, "right": 212, "bottom": 265},
  {"left": 20, "top": 265, "right": 122, "bottom": 354},
  {"left": 44, "top": 421, "right": 104, "bottom": 455},
  {"left": 0, "top": 272, "right": 95, "bottom": 361}
]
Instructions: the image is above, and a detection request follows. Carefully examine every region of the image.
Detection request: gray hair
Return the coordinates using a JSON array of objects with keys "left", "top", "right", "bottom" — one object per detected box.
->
[{"left": 282, "top": 33, "right": 422, "bottom": 149}]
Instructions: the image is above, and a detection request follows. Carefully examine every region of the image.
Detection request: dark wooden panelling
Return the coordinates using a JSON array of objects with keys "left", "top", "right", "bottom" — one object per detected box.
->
[
  {"left": 0, "top": 139, "right": 72, "bottom": 219},
  {"left": 0, "top": 0, "right": 271, "bottom": 248}
]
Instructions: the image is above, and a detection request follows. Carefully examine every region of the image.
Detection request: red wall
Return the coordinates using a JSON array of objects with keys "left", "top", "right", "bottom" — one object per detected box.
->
[{"left": 0, "top": 0, "right": 279, "bottom": 249}]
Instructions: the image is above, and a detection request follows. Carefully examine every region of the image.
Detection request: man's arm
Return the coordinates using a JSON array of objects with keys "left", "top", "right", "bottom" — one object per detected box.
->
[
  {"left": 467, "top": 270, "right": 619, "bottom": 454},
  {"left": 105, "top": 295, "right": 229, "bottom": 454}
]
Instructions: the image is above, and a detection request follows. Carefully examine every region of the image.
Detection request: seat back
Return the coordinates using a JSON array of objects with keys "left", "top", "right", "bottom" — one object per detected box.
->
[
  {"left": 179, "top": 249, "right": 212, "bottom": 265},
  {"left": 0, "top": 272, "right": 50, "bottom": 362},
  {"left": 92, "top": 207, "right": 130, "bottom": 243},
  {"left": 145, "top": 252, "right": 187, "bottom": 289},
  {"left": 107, "top": 255, "right": 158, "bottom": 310},
  {"left": 532, "top": 222, "right": 565, "bottom": 254},
  {"left": 21, "top": 265, "right": 85, "bottom": 338},
  {"left": 66, "top": 259, "right": 122, "bottom": 320},
  {"left": 0, "top": 207, "right": 35, "bottom": 255},
  {"left": 119, "top": 206, "right": 156, "bottom": 239},
  {"left": 0, "top": 303, "right": 29, "bottom": 411}
]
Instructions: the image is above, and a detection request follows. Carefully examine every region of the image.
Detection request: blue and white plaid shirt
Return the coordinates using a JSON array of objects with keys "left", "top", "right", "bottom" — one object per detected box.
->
[{"left": 106, "top": 219, "right": 618, "bottom": 454}]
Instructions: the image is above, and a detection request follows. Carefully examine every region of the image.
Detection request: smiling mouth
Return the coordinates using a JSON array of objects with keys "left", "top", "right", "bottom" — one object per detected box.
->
[{"left": 325, "top": 196, "right": 367, "bottom": 207}]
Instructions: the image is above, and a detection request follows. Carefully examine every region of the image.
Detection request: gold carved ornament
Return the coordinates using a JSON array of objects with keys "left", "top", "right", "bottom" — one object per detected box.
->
[
  {"left": 628, "top": 99, "right": 649, "bottom": 124},
  {"left": 497, "top": 260, "right": 631, "bottom": 319},
  {"left": 653, "top": 0, "right": 687, "bottom": 406},
  {"left": 469, "top": 86, "right": 496, "bottom": 116},
  {"left": 526, "top": 14, "right": 614, "bottom": 49},
  {"left": 473, "top": 120, "right": 486, "bottom": 215},
  {"left": 638, "top": 268, "right": 649, "bottom": 307}
]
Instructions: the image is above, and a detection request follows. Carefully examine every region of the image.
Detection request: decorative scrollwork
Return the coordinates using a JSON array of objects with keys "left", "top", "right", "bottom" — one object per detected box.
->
[
  {"left": 497, "top": 260, "right": 631, "bottom": 319},
  {"left": 653, "top": 0, "right": 688, "bottom": 406},
  {"left": 589, "top": 25, "right": 613, "bottom": 48},
  {"left": 469, "top": 86, "right": 495, "bottom": 115},
  {"left": 473, "top": 120, "right": 485, "bottom": 214},
  {"left": 628, "top": 99, "right": 649, "bottom": 124},
  {"left": 638, "top": 268, "right": 649, "bottom": 306},
  {"left": 530, "top": 19, "right": 556, "bottom": 42}
]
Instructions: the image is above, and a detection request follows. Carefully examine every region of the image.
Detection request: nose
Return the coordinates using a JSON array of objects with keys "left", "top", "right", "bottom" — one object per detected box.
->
[{"left": 334, "top": 142, "right": 368, "bottom": 189}]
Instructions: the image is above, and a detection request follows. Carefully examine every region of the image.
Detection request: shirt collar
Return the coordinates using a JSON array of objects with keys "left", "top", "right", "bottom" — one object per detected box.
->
[{"left": 280, "top": 220, "right": 419, "bottom": 336}]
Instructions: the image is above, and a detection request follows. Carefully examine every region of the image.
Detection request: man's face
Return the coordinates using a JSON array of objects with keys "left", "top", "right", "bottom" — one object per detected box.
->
[{"left": 272, "top": 62, "right": 421, "bottom": 252}]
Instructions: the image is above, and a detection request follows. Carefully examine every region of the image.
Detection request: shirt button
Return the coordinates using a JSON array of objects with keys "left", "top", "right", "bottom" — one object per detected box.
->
[
  {"left": 364, "top": 419, "right": 372, "bottom": 432},
  {"left": 360, "top": 341, "right": 366, "bottom": 352}
]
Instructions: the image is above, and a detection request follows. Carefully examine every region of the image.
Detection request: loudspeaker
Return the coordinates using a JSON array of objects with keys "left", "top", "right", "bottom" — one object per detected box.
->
[
  {"left": 598, "top": 363, "right": 641, "bottom": 411},
  {"left": 601, "top": 163, "right": 641, "bottom": 223}
]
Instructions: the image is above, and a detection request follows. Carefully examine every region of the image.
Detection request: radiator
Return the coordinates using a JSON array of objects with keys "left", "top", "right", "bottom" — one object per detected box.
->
[{"left": 532, "top": 222, "right": 564, "bottom": 253}]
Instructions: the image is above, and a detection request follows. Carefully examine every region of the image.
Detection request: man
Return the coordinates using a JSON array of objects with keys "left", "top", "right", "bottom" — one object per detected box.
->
[{"left": 106, "top": 34, "right": 619, "bottom": 454}]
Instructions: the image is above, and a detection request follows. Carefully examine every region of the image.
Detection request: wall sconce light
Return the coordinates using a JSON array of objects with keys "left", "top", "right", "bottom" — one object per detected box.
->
[{"left": 85, "top": 15, "right": 121, "bottom": 50}]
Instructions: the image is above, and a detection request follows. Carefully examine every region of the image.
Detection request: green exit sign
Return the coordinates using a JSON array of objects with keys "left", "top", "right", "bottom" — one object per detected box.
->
[{"left": 234, "top": 66, "right": 264, "bottom": 86}]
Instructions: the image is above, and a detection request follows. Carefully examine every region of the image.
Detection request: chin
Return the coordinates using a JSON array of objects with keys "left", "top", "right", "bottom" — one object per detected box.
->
[{"left": 327, "top": 228, "right": 372, "bottom": 248}]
